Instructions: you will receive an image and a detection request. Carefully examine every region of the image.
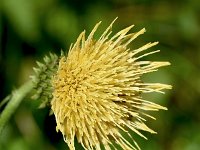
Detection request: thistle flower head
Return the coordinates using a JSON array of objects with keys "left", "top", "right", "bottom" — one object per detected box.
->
[{"left": 51, "top": 19, "right": 171, "bottom": 150}]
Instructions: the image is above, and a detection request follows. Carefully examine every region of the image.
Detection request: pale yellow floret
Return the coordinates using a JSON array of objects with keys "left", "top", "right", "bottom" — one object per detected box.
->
[{"left": 51, "top": 18, "right": 171, "bottom": 150}]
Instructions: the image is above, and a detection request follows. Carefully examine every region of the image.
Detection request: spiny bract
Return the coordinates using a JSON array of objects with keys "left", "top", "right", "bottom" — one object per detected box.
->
[
  {"left": 31, "top": 53, "right": 59, "bottom": 108},
  {"left": 51, "top": 19, "right": 171, "bottom": 150}
]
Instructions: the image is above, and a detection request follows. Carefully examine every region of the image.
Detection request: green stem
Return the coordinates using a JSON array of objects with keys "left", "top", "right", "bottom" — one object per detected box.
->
[
  {"left": 0, "top": 95, "right": 11, "bottom": 108},
  {"left": 0, "top": 81, "right": 33, "bottom": 134}
]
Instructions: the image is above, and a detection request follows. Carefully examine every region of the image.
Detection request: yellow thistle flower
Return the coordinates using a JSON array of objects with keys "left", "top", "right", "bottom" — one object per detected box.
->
[{"left": 51, "top": 19, "right": 171, "bottom": 150}]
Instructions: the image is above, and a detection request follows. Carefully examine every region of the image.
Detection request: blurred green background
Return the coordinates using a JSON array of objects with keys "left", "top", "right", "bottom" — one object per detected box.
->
[{"left": 0, "top": 0, "right": 200, "bottom": 149}]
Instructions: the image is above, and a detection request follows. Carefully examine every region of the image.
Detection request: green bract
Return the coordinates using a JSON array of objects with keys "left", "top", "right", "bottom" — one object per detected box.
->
[{"left": 31, "top": 53, "right": 59, "bottom": 108}]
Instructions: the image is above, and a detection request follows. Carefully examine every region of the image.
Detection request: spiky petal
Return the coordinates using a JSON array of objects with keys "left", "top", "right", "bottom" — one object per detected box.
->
[{"left": 51, "top": 19, "right": 172, "bottom": 150}]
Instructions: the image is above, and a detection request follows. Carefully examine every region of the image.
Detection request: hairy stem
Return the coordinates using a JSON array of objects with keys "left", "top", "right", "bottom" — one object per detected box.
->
[
  {"left": 0, "top": 81, "right": 33, "bottom": 134},
  {"left": 0, "top": 95, "right": 11, "bottom": 109}
]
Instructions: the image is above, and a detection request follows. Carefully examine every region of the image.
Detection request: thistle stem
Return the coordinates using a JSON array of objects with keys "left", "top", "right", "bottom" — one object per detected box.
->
[
  {"left": 0, "top": 95, "right": 11, "bottom": 109},
  {"left": 0, "top": 81, "right": 33, "bottom": 134}
]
